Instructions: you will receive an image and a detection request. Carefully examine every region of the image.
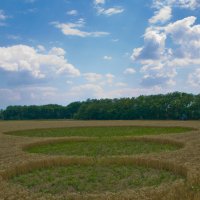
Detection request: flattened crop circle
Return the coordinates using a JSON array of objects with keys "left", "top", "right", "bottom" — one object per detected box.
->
[
  {"left": 4, "top": 126, "right": 195, "bottom": 137},
  {"left": 23, "top": 138, "right": 184, "bottom": 157},
  {"left": 2, "top": 158, "right": 186, "bottom": 196}
]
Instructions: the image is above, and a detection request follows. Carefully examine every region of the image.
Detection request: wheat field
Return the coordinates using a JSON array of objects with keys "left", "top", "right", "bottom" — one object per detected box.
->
[{"left": 0, "top": 120, "right": 200, "bottom": 200}]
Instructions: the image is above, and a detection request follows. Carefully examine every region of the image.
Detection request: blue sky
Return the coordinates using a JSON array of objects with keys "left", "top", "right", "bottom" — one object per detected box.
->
[{"left": 0, "top": 0, "right": 200, "bottom": 108}]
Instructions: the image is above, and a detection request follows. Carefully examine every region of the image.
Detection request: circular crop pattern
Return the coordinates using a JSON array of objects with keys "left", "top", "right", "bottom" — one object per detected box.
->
[
  {"left": 5, "top": 126, "right": 194, "bottom": 137},
  {"left": 10, "top": 163, "right": 183, "bottom": 195},
  {"left": 25, "top": 139, "right": 182, "bottom": 157},
  {"left": 3, "top": 125, "right": 190, "bottom": 198}
]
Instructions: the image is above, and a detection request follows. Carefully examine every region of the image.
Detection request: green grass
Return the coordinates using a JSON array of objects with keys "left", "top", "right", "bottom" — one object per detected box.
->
[
  {"left": 26, "top": 139, "right": 180, "bottom": 156},
  {"left": 6, "top": 126, "right": 194, "bottom": 137},
  {"left": 11, "top": 164, "right": 183, "bottom": 194},
  {"left": 191, "top": 184, "right": 200, "bottom": 191}
]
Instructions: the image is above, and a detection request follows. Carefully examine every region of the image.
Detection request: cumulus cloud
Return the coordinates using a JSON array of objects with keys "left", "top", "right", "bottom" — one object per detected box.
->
[
  {"left": 137, "top": 16, "right": 200, "bottom": 62},
  {"left": 0, "top": 10, "right": 7, "bottom": 20},
  {"left": 0, "top": 45, "right": 80, "bottom": 82},
  {"left": 52, "top": 19, "right": 109, "bottom": 37},
  {"left": 69, "top": 81, "right": 126, "bottom": 100},
  {"left": 105, "top": 73, "right": 115, "bottom": 84},
  {"left": 79, "top": 85, "right": 170, "bottom": 100},
  {"left": 152, "top": 0, "right": 200, "bottom": 10},
  {"left": 149, "top": 6, "right": 172, "bottom": 24},
  {"left": 188, "top": 68, "right": 200, "bottom": 87},
  {"left": 82, "top": 72, "right": 117, "bottom": 88},
  {"left": 83, "top": 73, "right": 103, "bottom": 82},
  {"left": 97, "top": 7, "right": 124, "bottom": 16},
  {"left": 131, "top": 27, "right": 167, "bottom": 61},
  {"left": 94, "top": 0, "right": 105, "bottom": 5},
  {"left": 131, "top": 0, "right": 200, "bottom": 89},
  {"left": 70, "top": 83, "right": 104, "bottom": 99},
  {"left": 165, "top": 16, "right": 200, "bottom": 59},
  {"left": 141, "top": 71, "right": 176, "bottom": 87},
  {"left": 131, "top": 19, "right": 193, "bottom": 87},
  {"left": 103, "top": 55, "right": 112, "bottom": 60},
  {"left": 94, "top": 0, "right": 124, "bottom": 16},
  {"left": 112, "top": 39, "right": 119, "bottom": 42},
  {"left": 0, "top": 10, "right": 8, "bottom": 26},
  {"left": 66, "top": 10, "right": 78, "bottom": 16},
  {"left": 139, "top": 59, "right": 177, "bottom": 87},
  {"left": 139, "top": 17, "right": 200, "bottom": 66},
  {"left": 0, "top": 82, "right": 175, "bottom": 109},
  {"left": 49, "top": 47, "right": 66, "bottom": 56},
  {"left": 0, "top": 86, "right": 60, "bottom": 108},
  {"left": 36, "top": 45, "right": 46, "bottom": 52},
  {"left": 123, "top": 68, "right": 136, "bottom": 75}
]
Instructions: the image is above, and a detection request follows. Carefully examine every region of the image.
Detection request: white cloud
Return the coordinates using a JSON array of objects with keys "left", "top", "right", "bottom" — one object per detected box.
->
[
  {"left": 123, "top": 68, "right": 136, "bottom": 75},
  {"left": 0, "top": 10, "right": 7, "bottom": 20},
  {"left": 83, "top": 73, "right": 102, "bottom": 82},
  {"left": 83, "top": 73, "right": 117, "bottom": 87},
  {"left": 0, "top": 86, "right": 60, "bottom": 107},
  {"left": 132, "top": 16, "right": 200, "bottom": 61},
  {"left": 0, "top": 83, "right": 177, "bottom": 109},
  {"left": 69, "top": 81, "right": 128, "bottom": 100},
  {"left": 94, "top": 0, "right": 105, "bottom": 5},
  {"left": 0, "top": 45, "right": 80, "bottom": 80},
  {"left": 103, "top": 55, "right": 112, "bottom": 60},
  {"left": 131, "top": 26, "right": 167, "bottom": 60},
  {"left": 0, "top": 10, "right": 8, "bottom": 26},
  {"left": 94, "top": 0, "right": 124, "bottom": 16},
  {"left": 70, "top": 84, "right": 104, "bottom": 99},
  {"left": 141, "top": 73, "right": 176, "bottom": 87},
  {"left": 152, "top": 0, "right": 200, "bottom": 10},
  {"left": 112, "top": 39, "right": 119, "bottom": 42},
  {"left": 0, "top": 83, "right": 176, "bottom": 108},
  {"left": 164, "top": 16, "right": 200, "bottom": 59},
  {"left": 66, "top": 10, "right": 78, "bottom": 16},
  {"left": 139, "top": 58, "right": 177, "bottom": 87},
  {"left": 131, "top": 48, "right": 142, "bottom": 59},
  {"left": 49, "top": 47, "right": 66, "bottom": 56},
  {"left": 188, "top": 68, "right": 200, "bottom": 87},
  {"left": 104, "top": 86, "right": 169, "bottom": 99},
  {"left": 105, "top": 73, "right": 115, "bottom": 84},
  {"left": 97, "top": 7, "right": 124, "bottom": 16},
  {"left": 135, "top": 16, "right": 200, "bottom": 62},
  {"left": 131, "top": 10, "right": 200, "bottom": 88},
  {"left": 149, "top": 6, "right": 172, "bottom": 24},
  {"left": 52, "top": 19, "right": 109, "bottom": 37},
  {"left": 66, "top": 80, "right": 73, "bottom": 85},
  {"left": 36, "top": 45, "right": 46, "bottom": 52}
]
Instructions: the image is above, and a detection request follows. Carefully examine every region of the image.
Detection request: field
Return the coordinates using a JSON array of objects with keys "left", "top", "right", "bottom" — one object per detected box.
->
[{"left": 0, "top": 120, "right": 200, "bottom": 200}]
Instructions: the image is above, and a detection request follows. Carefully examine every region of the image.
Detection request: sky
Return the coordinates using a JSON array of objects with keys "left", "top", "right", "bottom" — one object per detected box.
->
[{"left": 0, "top": 0, "right": 200, "bottom": 108}]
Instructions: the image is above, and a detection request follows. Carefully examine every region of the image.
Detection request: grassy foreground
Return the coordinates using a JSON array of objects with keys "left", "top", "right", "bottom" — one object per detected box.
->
[
  {"left": 11, "top": 164, "right": 183, "bottom": 194},
  {"left": 6, "top": 126, "right": 194, "bottom": 137},
  {"left": 26, "top": 139, "right": 181, "bottom": 156},
  {"left": 0, "top": 120, "right": 199, "bottom": 200}
]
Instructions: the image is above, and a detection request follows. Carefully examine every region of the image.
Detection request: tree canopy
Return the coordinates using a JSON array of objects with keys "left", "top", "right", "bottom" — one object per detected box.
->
[{"left": 1, "top": 92, "right": 200, "bottom": 120}]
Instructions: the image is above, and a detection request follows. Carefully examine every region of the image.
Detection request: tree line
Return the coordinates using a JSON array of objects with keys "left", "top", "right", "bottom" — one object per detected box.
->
[{"left": 0, "top": 92, "right": 200, "bottom": 120}]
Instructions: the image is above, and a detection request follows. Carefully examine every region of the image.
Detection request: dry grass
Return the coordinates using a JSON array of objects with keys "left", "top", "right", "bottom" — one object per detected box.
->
[{"left": 0, "top": 120, "right": 200, "bottom": 200}]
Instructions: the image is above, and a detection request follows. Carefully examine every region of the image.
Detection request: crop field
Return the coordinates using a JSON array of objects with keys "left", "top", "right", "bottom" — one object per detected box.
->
[
  {"left": 0, "top": 120, "right": 200, "bottom": 200},
  {"left": 25, "top": 139, "right": 181, "bottom": 156}
]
